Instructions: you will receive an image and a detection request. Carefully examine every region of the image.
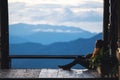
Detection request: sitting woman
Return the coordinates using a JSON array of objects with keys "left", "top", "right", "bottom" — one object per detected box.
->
[{"left": 58, "top": 39, "right": 104, "bottom": 70}]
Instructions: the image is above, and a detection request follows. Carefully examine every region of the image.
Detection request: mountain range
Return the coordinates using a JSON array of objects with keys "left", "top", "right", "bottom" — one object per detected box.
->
[
  {"left": 9, "top": 23, "right": 96, "bottom": 44},
  {"left": 10, "top": 33, "right": 102, "bottom": 55}
]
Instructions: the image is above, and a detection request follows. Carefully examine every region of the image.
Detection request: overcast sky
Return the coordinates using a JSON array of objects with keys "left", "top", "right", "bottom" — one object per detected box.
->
[{"left": 8, "top": 0, "right": 103, "bottom": 33}]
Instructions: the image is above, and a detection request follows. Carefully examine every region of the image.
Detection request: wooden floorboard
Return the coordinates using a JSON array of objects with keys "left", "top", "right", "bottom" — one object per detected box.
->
[
  {"left": 0, "top": 69, "right": 41, "bottom": 78},
  {"left": 0, "top": 69, "right": 101, "bottom": 78},
  {"left": 57, "top": 69, "right": 100, "bottom": 78},
  {"left": 0, "top": 69, "right": 119, "bottom": 80},
  {"left": 39, "top": 69, "right": 58, "bottom": 78}
]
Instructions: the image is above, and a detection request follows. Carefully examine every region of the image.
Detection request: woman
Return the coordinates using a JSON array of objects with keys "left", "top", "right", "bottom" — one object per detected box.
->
[{"left": 58, "top": 39, "right": 104, "bottom": 70}]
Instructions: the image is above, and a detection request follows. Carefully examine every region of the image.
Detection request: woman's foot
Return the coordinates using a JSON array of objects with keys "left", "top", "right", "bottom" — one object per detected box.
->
[{"left": 58, "top": 65, "right": 71, "bottom": 70}]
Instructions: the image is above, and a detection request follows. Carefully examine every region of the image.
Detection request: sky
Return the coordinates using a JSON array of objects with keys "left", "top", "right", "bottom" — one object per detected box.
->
[{"left": 8, "top": 0, "right": 103, "bottom": 33}]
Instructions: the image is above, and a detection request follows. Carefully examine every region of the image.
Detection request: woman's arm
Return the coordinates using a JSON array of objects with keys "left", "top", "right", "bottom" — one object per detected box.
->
[{"left": 91, "top": 48, "right": 100, "bottom": 58}]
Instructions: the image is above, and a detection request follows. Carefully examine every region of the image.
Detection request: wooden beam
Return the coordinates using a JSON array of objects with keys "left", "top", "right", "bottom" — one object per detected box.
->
[{"left": 0, "top": 0, "right": 10, "bottom": 69}]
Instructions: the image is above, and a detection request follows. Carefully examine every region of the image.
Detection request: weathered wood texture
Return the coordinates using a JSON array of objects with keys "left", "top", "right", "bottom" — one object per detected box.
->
[{"left": 0, "top": 69, "right": 100, "bottom": 78}]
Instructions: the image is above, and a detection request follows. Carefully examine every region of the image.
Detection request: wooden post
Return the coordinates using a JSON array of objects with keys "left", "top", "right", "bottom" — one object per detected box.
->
[
  {"left": 116, "top": 0, "right": 120, "bottom": 79},
  {"left": 96, "top": 0, "right": 110, "bottom": 77},
  {"left": 103, "top": 0, "right": 109, "bottom": 51},
  {"left": 0, "top": 2, "right": 1, "bottom": 68},
  {"left": 0, "top": 0, "right": 2, "bottom": 69},
  {"left": 110, "top": 0, "right": 118, "bottom": 56},
  {"left": 109, "top": 0, "right": 119, "bottom": 78},
  {"left": 97, "top": 0, "right": 119, "bottom": 77},
  {"left": 0, "top": 0, "right": 10, "bottom": 69}
]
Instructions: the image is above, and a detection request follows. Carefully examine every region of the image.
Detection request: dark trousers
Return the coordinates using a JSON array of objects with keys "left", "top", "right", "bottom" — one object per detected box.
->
[{"left": 64, "top": 54, "right": 92, "bottom": 69}]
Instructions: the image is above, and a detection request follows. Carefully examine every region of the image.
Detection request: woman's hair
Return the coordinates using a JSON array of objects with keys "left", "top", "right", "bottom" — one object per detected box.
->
[{"left": 95, "top": 39, "right": 104, "bottom": 48}]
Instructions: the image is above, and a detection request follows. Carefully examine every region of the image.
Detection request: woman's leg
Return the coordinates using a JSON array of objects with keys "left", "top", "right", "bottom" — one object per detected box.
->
[
  {"left": 58, "top": 56, "right": 87, "bottom": 70},
  {"left": 78, "top": 58, "right": 91, "bottom": 69},
  {"left": 77, "top": 53, "right": 93, "bottom": 69}
]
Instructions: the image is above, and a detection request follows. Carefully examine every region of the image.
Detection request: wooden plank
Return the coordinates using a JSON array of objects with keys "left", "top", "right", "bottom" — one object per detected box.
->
[
  {"left": 8, "top": 69, "right": 26, "bottom": 78},
  {"left": 0, "top": 69, "right": 100, "bottom": 78},
  {"left": 57, "top": 69, "right": 99, "bottom": 78},
  {"left": 39, "top": 69, "right": 58, "bottom": 78},
  {"left": 24, "top": 69, "right": 41, "bottom": 78},
  {"left": 70, "top": 69, "right": 87, "bottom": 78},
  {"left": 46, "top": 69, "right": 59, "bottom": 78},
  {"left": 0, "top": 69, "right": 41, "bottom": 78},
  {"left": 72, "top": 69, "right": 99, "bottom": 78},
  {"left": 0, "top": 69, "right": 18, "bottom": 78},
  {"left": 57, "top": 69, "right": 76, "bottom": 78},
  {"left": 39, "top": 69, "right": 48, "bottom": 78}
]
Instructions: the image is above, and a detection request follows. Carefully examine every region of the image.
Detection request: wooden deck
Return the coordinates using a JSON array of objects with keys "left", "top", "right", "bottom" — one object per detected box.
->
[{"left": 0, "top": 69, "right": 100, "bottom": 78}]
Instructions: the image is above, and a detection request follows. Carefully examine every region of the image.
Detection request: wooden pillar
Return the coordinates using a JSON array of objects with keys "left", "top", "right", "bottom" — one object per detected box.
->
[
  {"left": 0, "top": 0, "right": 10, "bottom": 69},
  {"left": 0, "top": 3, "right": 1, "bottom": 68},
  {"left": 103, "top": 0, "right": 109, "bottom": 51},
  {"left": 110, "top": 0, "right": 118, "bottom": 56},
  {"left": 116, "top": 0, "right": 120, "bottom": 79},
  {"left": 97, "top": 0, "right": 119, "bottom": 77}
]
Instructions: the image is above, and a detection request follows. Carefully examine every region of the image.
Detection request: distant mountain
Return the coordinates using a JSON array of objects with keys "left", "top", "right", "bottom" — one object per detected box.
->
[
  {"left": 9, "top": 36, "right": 29, "bottom": 44},
  {"left": 9, "top": 23, "right": 96, "bottom": 44},
  {"left": 10, "top": 33, "right": 102, "bottom": 55}
]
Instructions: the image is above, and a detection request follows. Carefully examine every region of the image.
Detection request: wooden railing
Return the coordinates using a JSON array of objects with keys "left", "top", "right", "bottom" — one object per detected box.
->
[{"left": 9, "top": 55, "right": 79, "bottom": 59}]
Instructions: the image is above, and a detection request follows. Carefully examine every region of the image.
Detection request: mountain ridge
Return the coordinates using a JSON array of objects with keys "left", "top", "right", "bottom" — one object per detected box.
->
[
  {"left": 10, "top": 33, "right": 102, "bottom": 55},
  {"left": 9, "top": 23, "right": 96, "bottom": 44}
]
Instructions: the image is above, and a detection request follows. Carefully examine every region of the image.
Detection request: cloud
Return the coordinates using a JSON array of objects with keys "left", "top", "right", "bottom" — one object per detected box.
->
[
  {"left": 32, "top": 28, "right": 82, "bottom": 33},
  {"left": 77, "top": 1, "right": 103, "bottom": 8},
  {"left": 55, "top": 8, "right": 103, "bottom": 22},
  {"left": 9, "top": 2, "right": 102, "bottom": 22},
  {"left": 8, "top": 0, "right": 103, "bottom": 33},
  {"left": 8, "top": 0, "right": 103, "bottom": 6},
  {"left": 33, "top": 29, "right": 54, "bottom": 32},
  {"left": 59, "top": 22, "right": 103, "bottom": 33}
]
